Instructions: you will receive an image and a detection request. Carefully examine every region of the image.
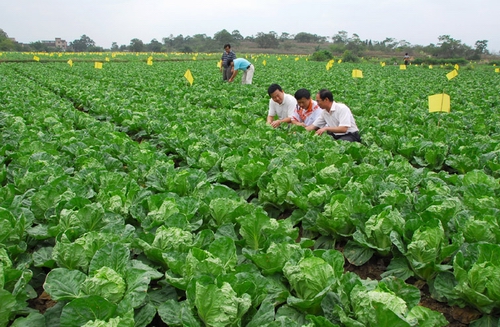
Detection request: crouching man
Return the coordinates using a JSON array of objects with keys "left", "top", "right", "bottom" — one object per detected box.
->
[{"left": 306, "top": 89, "right": 361, "bottom": 142}]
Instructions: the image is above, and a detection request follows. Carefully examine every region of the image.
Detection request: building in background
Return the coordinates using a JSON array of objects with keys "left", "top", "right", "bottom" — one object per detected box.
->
[{"left": 41, "top": 37, "right": 68, "bottom": 50}]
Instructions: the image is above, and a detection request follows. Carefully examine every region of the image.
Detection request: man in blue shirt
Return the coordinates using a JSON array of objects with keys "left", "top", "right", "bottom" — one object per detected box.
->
[{"left": 227, "top": 58, "right": 254, "bottom": 84}]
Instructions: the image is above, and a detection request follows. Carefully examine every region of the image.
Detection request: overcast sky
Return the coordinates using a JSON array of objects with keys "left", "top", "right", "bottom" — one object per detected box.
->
[{"left": 2, "top": 0, "right": 499, "bottom": 53}]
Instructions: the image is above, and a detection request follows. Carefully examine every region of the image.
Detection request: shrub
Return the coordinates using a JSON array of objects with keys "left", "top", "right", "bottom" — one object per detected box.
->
[
  {"left": 342, "top": 50, "right": 360, "bottom": 63},
  {"left": 310, "top": 50, "right": 333, "bottom": 62}
]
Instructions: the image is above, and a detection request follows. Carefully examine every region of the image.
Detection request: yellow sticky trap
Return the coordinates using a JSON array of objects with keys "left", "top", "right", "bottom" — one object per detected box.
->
[
  {"left": 326, "top": 60, "right": 334, "bottom": 70},
  {"left": 446, "top": 69, "right": 458, "bottom": 80},
  {"left": 352, "top": 69, "right": 363, "bottom": 78},
  {"left": 217, "top": 60, "right": 221, "bottom": 68},
  {"left": 262, "top": 60, "right": 266, "bottom": 66},
  {"left": 338, "top": 59, "right": 342, "bottom": 63},
  {"left": 380, "top": 62, "right": 386, "bottom": 67},
  {"left": 295, "top": 57, "right": 299, "bottom": 61},
  {"left": 400, "top": 65, "right": 407, "bottom": 70},
  {"left": 147, "top": 59, "right": 153, "bottom": 66},
  {"left": 67, "top": 59, "right": 73, "bottom": 67},
  {"left": 454, "top": 64, "right": 460, "bottom": 70},
  {"left": 278, "top": 57, "right": 282, "bottom": 61},
  {"left": 105, "top": 57, "right": 110, "bottom": 62},
  {"left": 429, "top": 65, "right": 433, "bottom": 69},
  {"left": 184, "top": 69, "right": 194, "bottom": 86},
  {"left": 94, "top": 62, "right": 103, "bottom": 69},
  {"left": 33, "top": 56, "right": 40, "bottom": 61},
  {"left": 495, "top": 68, "right": 499, "bottom": 73},
  {"left": 428, "top": 93, "right": 451, "bottom": 113}
]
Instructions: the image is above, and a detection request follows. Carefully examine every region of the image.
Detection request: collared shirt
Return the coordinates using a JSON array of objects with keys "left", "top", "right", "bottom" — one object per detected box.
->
[
  {"left": 221, "top": 50, "right": 236, "bottom": 68},
  {"left": 268, "top": 93, "right": 297, "bottom": 120},
  {"left": 292, "top": 100, "right": 322, "bottom": 126},
  {"left": 233, "top": 58, "right": 252, "bottom": 71},
  {"left": 313, "top": 101, "right": 359, "bottom": 134}
]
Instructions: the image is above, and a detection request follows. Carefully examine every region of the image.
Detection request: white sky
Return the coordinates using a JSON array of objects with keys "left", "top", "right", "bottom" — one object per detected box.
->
[{"left": 2, "top": 0, "right": 499, "bottom": 53}]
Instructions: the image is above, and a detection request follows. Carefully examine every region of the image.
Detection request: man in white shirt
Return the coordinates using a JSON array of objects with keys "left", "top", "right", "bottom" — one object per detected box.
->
[
  {"left": 306, "top": 89, "right": 361, "bottom": 142},
  {"left": 266, "top": 84, "right": 297, "bottom": 128}
]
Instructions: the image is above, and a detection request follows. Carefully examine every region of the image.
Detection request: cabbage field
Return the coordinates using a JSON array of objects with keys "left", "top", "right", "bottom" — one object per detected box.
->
[{"left": 1, "top": 52, "right": 500, "bottom": 327}]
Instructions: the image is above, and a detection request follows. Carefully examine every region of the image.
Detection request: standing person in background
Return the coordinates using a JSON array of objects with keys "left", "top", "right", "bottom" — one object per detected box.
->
[
  {"left": 220, "top": 44, "right": 236, "bottom": 81},
  {"left": 404, "top": 53, "right": 410, "bottom": 66},
  {"left": 227, "top": 58, "right": 254, "bottom": 84},
  {"left": 306, "top": 89, "right": 361, "bottom": 142},
  {"left": 292, "top": 88, "right": 322, "bottom": 128},
  {"left": 266, "top": 84, "right": 297, "bottom": 128}
]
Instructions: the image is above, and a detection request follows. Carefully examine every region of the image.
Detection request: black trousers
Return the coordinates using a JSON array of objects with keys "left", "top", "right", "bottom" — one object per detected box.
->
[{"left": 329, "top": 131, "right": 362, "bottom": 143}]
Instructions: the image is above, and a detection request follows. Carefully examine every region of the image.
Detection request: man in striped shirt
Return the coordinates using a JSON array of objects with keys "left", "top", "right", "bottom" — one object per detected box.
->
[{"left": 221, "top": 44, "right": 236, "bottom": 81}]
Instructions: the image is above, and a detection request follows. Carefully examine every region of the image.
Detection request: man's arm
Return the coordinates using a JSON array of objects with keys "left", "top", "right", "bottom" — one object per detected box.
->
[
  {"left": 291, "top": 118, "right": 306, "bottom": 127},
  {"left": 228, "top": 68, "right": 238, "bottom": 82},
  {"left": 269, "top": 116, "right": 291, "bottom": 128},
  {"left": 315, "top": 125, "right": 348, "bottom": 135},
  {"left": 305, "top": 124, "right": 319, "bottom": 131}
]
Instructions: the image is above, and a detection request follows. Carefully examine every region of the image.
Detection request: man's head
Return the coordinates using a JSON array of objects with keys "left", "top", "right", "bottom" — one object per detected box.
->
[
  {"left": 294, "top": 88, "right": 312, "bottom": 110},
  {"left": 224, "top": 44, "right": 231, "bottom": 53},
  {"left": 268, "top": 84, "right": 285, "bottom": 104},
  {"left": 316, "top": 89, "right": 334, "bottom": 110}
]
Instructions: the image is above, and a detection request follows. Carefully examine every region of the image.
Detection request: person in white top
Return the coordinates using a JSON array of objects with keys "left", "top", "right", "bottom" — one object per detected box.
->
[
  {"left": 306, "top": 89, "right": 361, "bottom": 142},
  {"left": 266, "top": 84, "right": 297, "bottom": 128},
  {"left": 291, "top": 88, "right": 322, "bottom": 128}
]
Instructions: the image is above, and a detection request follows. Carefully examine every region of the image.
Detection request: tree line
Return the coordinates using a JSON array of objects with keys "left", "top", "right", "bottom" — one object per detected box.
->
[{"left": 0, "top": 28, "right": 493, "bottom": 60}]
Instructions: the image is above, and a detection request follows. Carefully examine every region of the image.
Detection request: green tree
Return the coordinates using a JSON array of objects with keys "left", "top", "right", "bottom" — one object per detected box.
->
[
  {"left": 172, "top": 34, "right": 186, "bottom": 51},
  {"left": 294, "top": 32, "right": 326, "bottom": 43},
  {"left": 279, "top": 32, "right": 292, "bottom": 41},
  {"left": 129, "top": 38, "right": 144, "bottom": 52},
  {"left": 231, "top": 30, "right": 243, "bottom": 42},
  {"left": 70, "top": 35, "right": 96, "bottom": 52},
  {"left": 111, "top": 42, "right": 119, "bottom": 51},
  {"left": 148, "top": 38, "right": 163, "bottom": 52},
  {"left": 332, "top": 30, "right": 348, "bottom": 44},
  {"left": 345, "top": 33, "right": 365, "bottom": 55},
  {"left": 30, "top": 41, "right": 49, "bottom": 52},
  {"left": 436, "top": 35, "right": 471, "bottom": 58},
  {"left": 474, "top": 40, "right": 489, "bottom": 55},
  {"left": 214, "top": 29, "right": 234, "bottom": 46},
  {"left": 255, "top": 32, "right": 279, "bottom": 49},
  {"left": 0, "top": 29, "right": 16, "bottom": 50}
]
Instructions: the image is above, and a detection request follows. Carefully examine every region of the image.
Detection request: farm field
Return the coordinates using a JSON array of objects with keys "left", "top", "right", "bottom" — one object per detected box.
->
[{"left": 1, "top": 53, "right": 500, "bottom": 327}]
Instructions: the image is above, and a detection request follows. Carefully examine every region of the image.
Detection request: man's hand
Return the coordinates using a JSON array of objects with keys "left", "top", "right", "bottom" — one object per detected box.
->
[
  {"left": 270, "top": 120, "right": 282, "bottom": 128},
  {"left": 316, "top": 128, "right": 327, "bottom": 135}
]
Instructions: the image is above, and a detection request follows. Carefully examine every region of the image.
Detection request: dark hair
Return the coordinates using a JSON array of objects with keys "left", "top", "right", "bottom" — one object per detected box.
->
[
  {"left": 267, "top": 84, "right": 283, "bottom": 96},
  {"left": 318, "top": 89, "right": 334, "bottom": 102},
  {"left": 226, "top": 58, "right": 234, "bottom": 65},
  {"left": 294, "top": 88, "right": 311, "bottom": 100},
  {"left": 224, "top": 44, "right": 231, "bottom": 49}
]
